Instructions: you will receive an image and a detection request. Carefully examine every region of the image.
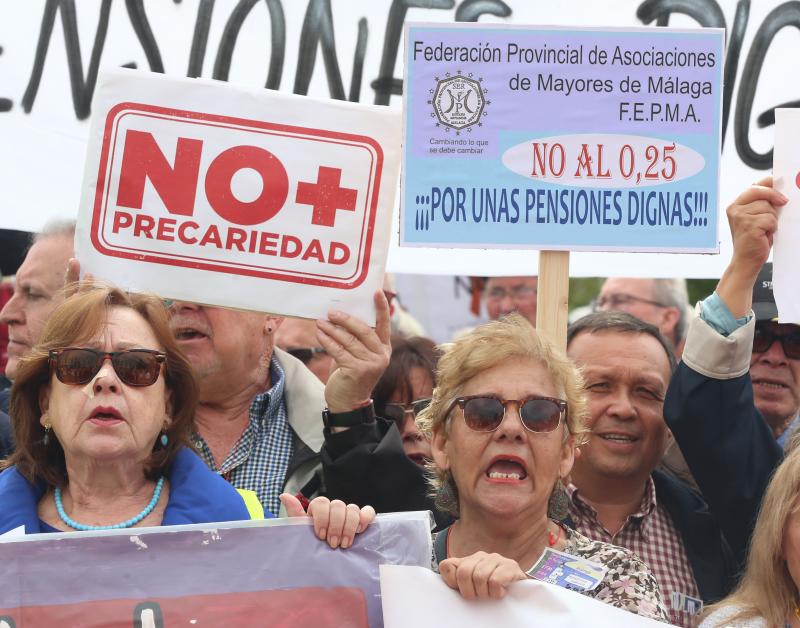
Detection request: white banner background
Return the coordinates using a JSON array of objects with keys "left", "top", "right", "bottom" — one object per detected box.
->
[
  {"left": 0, "top": 0, "right": 793, "bottom": 278},
  {"left": 380, "top": 565, "right": 667, "bottom": 627}
]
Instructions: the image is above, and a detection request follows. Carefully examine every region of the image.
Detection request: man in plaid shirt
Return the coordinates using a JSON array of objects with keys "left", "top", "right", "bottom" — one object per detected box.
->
[
  {"left": 565, "top": 312, "right": 736, "bottom": 627},
  {"left": 169, "top": 292, "right": 391, "bottom": 517}
]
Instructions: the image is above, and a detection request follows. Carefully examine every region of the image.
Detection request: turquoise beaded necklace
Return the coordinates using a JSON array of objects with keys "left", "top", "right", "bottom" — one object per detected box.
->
[{"left": 54, "top": 477, "right": 165, "bottom": 531}]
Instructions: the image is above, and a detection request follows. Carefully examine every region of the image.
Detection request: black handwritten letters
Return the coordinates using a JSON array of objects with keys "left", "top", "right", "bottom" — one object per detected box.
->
[{"left": 5, "top": 0, "right": 799, "bottom": 169}]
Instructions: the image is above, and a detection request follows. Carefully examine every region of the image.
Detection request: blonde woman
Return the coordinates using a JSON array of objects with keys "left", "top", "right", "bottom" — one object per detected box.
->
[
  {"left": 416, "top": 313, "right": 668, "bottom": 621},
  {"left": 701, "top": 444, "right": 800, "bottom": 627}
]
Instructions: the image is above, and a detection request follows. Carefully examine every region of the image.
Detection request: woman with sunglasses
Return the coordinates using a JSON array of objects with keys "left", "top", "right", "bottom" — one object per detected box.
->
[
  {"left": 372, "top": 336, "right": 440, "bottom": 466},
  {"left": 320, "top": 333, "right": 448, "bottom": 525},
  {"left": 415, "top": 314, "right": 668, "bottom": 620},
  {"left": 0, "top": 285, "right": 374, "bottom": 539}
]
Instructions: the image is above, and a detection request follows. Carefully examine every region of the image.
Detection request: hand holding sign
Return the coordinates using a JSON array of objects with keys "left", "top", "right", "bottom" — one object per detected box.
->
[
  {"left": 439, "top": 551, "right": 527, "bottom": 600},
  {"left": 717, "top": 177, "right": 786, "bottom": 318},
  {"left": 279, "top": 493, "right": 376, "bottom": 550}
]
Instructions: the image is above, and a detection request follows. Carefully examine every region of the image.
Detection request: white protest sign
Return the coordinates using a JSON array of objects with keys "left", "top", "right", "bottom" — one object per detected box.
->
[
  {"left": 76, "top": 69, "right": 400, "bottom": 322},
  {"left": 772, "top": 109, "right": 800, "bottom": 324},
  {"left": 380, "top": 565, "right": 666, "bottom": 627}
]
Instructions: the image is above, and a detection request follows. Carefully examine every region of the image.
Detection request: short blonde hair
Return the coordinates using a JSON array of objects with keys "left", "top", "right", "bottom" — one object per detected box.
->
[
  {"left": 702, "top": 446, "right": 800, "bottom": 626},
  {"left": 417, "top": 314, "right": 588, "bottom": 513}
]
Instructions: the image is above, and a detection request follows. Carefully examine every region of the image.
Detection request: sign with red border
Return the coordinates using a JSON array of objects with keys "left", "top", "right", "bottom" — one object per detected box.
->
[{"left": 77, "top": 70, "right": 400, "bottom": 321}]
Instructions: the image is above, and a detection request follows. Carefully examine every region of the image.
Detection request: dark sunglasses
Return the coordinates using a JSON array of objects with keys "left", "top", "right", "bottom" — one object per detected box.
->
[
  {"left": 382, "top": 398, "right": 432, "bottom": 425},
  {"left": 49, "top": 348, "right": 166, "bottom": 387},
  {"left": 753, "top": 326, "right": 800, "bottom": 360},
  {"left": 287, "top": 347, "right": 327, "bottom": 364},
  {"left": 447, "top": 394, "right": 566, "bottom": 434}
]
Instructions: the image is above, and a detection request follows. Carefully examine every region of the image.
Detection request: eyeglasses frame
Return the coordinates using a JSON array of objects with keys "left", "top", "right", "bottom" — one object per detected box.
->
[
  {"left": 591, "top": 293, "right": 667, "bottom": 312},
  {"left": 382, "top": 398, "right": 432, "bottom": 422}
]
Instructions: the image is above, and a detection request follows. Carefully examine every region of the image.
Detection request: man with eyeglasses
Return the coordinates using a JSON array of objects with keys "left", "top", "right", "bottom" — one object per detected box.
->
[
  {"left": 566, "top": 311, "right": 734, "bottom": 627},
  {"left": 274, "top": 317, "right": 334, "bottom": 384},
  {"left": 592, "top": 277, "right": 690, "bottom": 356},
  {"left": 664, "top": 177, "right": 789, "bottom": 570},
  {"left": 747, "top": 263, "right": 800, "bottom": 445},
  {"left": 483, "top": 276, "right": 538, "bottom": 325}
]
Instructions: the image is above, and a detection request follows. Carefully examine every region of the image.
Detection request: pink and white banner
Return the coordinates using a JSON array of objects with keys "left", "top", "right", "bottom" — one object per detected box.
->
[{"left": 0, "top": 514, "right": 431, "bottom": 628}]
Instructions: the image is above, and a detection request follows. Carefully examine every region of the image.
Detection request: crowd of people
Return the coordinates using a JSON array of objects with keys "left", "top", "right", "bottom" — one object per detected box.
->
[{"left": 0, "top": 176, "right": 798, "bottom": 626}]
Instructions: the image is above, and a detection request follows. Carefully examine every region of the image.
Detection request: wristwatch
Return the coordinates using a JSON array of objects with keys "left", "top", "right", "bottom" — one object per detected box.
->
[{"left": 322, "top": 400, "right": 376, "bottom": 428}]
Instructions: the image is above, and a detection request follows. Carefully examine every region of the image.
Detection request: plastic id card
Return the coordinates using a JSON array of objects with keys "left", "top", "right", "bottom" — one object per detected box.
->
[
  {"left": 526, "top": 547, "right": 608, "bottom": 592},
  {"left": 671, "top": 591, "right": 703, "bottom": 615}
]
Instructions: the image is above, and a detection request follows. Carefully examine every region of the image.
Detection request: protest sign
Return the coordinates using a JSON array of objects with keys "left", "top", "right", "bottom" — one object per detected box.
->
[
  {"left": 2, "top": 1, "right": 799, "bottom": 280},
  {"left": 0, "top": 513, "right": 431, "bottom": 628},
  {"left": 772, "top": 109, "right": 800, "bottom": 324},
  {"left": 401, "top": 23, "right": 724, "bottom": 253},
  {"left": 380, "top": 565, "right": 666, "bottom": 628},
  {"left": 75, "top": 69, "right": 400, "bottom": 322}
]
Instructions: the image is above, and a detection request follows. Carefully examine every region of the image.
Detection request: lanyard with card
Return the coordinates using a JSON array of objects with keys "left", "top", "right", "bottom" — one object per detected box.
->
[
  {"left": 526, "top": 547, "right": 609, "bottom": 592},
  {"left": 671, "top": 591, "right": 703, "bottom": 615}
]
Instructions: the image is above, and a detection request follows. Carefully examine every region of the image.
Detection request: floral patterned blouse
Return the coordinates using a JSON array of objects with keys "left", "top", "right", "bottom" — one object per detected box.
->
[
  {"left": 561, "top": 527, "right": 669, "bottom": 621},
  {"left": 433, "top": 525, "right": 669, "bottom": 623}
]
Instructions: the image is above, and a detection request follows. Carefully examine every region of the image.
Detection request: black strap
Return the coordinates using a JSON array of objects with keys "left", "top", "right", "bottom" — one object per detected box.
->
[
  {"left": 433, "top": 525, "right": 450, "bottom": 566},
  {"left": 298, "top": 472, "right": 322, "bottom": 499}
]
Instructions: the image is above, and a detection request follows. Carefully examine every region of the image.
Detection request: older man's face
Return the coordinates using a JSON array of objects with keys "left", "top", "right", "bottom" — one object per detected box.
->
[
  {"left": 0, "top": 234, "right": 73, "bottom": 380},
  {"left": 750, "top": 321, "right": 800, "bottom": 432},
  {"left": 595, "top": 278, "right": 678, "bottom": 344},
  {"left": 483, "top": 276, "right": 538, "bottom": 325},
  {"left": 169, "top": 302, "right": 276, "bottom": 398}
]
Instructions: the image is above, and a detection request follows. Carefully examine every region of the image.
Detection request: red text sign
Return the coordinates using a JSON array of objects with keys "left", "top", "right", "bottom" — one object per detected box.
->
[{"left": 91, "top": 103, "right": 384, "bottom": 289}]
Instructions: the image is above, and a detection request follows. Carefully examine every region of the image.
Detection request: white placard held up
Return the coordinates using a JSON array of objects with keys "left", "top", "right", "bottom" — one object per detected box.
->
[
  {"left": 380, "top": 565, "right": 668, "bottom": 628},
  {"left": 772, "top": 109, "right": 800, "bottom": 324},
  {"left": 76, "top": 69, "right": 401, "bottom": 322}
]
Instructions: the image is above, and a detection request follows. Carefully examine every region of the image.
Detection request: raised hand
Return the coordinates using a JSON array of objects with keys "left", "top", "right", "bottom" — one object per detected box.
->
[
  {"left": 319, "top": 290, "right": 392, "bottom": 414},
  {"left": 718, "top": 177, "right": 788, "bottom": 317}
]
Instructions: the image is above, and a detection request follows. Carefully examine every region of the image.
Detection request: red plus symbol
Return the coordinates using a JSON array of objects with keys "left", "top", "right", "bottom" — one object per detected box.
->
[{"left": 295, "top": 166, "right": 358, "bottom": 227}]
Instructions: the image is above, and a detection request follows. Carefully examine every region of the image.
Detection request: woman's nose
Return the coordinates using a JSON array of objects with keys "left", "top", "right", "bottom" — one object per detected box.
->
[{"left": 92, "top": 360, "right": 120, "bottom": 393}]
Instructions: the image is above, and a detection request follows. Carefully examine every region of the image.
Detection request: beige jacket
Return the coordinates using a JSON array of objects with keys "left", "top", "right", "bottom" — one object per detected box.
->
[{"left": 273, "top": 347, "right": 326, "bottom": 516}]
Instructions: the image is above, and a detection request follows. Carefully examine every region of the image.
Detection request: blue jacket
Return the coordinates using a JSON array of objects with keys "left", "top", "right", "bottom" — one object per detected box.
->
[
  {"left": 664, "top": 316, "right": 783, "bottom": 569},
  {"left": 0, "top": 447, "right": 256, "bottom": 534},
  {"left": 650, "top": 469, "right": 737, "bottom": 603},
  {"left": 0, "top": 408, "right": 11, "bottom": 460}
]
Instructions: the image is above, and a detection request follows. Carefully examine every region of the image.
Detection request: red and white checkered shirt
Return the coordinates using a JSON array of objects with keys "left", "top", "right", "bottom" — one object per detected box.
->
[{"left": 567, "top": 478, "right": 700, "bottom": 627}]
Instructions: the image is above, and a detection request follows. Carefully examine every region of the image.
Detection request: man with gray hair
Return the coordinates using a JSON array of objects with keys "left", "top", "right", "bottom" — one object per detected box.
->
[
  {"left": 0, "top": 219, "right": 75, "bottom": 417},
  {"left": 593, "top": 277, "right": 691, "bottom": 357}
]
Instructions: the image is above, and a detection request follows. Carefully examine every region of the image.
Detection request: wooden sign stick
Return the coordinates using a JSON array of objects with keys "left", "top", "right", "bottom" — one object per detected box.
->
[{"left": 535, "top": 250, "right": 570, "bottom": 352}]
